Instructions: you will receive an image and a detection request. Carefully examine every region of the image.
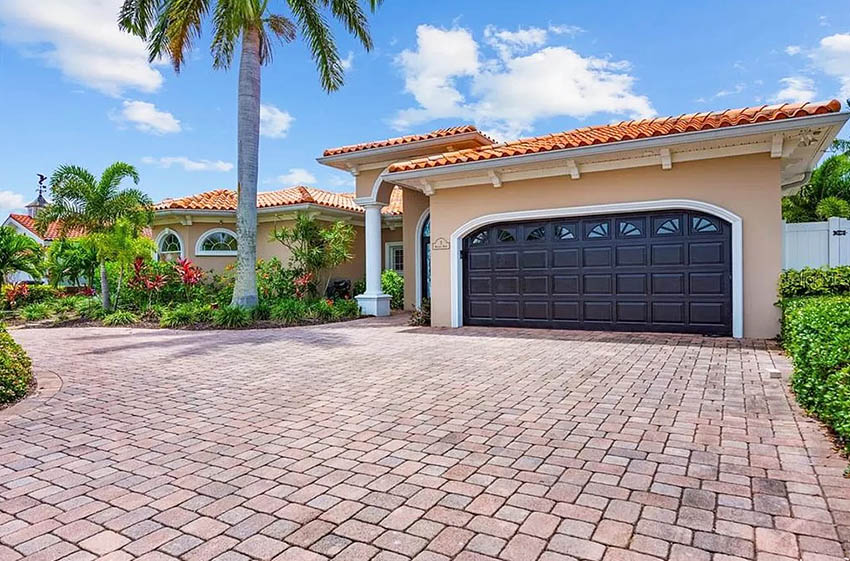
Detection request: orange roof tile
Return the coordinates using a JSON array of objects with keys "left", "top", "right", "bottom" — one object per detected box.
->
[
  {"left": 388, "top": 100, "right": 844, "bottom": 173},
  {"left": 8, "top": 214, "right": 87, "bottom": 241},
  {"left": 155, "top": 185, "right": 404, "bottom": 216},
  {"left": 323, "top": 125, "right": 489, "bottom": 157}
]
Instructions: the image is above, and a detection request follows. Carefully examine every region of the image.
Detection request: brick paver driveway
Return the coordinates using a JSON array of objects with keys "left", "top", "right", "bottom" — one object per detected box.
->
[{"left": 2, "top": 316, "right": 848, "bottom": 561}]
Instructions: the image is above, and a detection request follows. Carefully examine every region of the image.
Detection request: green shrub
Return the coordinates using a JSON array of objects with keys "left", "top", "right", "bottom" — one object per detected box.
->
[
  {"left": 270, "top": 298, "right": 308, "bottom": 325},
  {"left": 19, "top": 302, "right": 53, "bottom": 321},
  {"left": 212, "top": 306, "right": 252, "bottom": 328},
  {"left": 779, "top": 266, "right": 850, "bottom": 299},
  {"left": 102, "top": 310, "right": 139, "bottom": 326},
  {"left": 74, "top": 297, "right": 106, "bottom": 320},
  {"left": 2, "top": 284, "right": 59, "bottom": 310},
  {"left": 783, "top": 296, "right": 850, "bottom": 450},
  {"left": 381, "top": 269, "right": 404, "bottom": 309},
  {"left": 251, "top": 302, "right": 271, "bottom": 321},
  {"left": 309, "top": 299, "right": 336, "bottom": 321},
  {"left": 352, "top": 278, "right": 366, "bottom": 297},
  {"left": 159, "top": 302, "right": 213, "bottom": 328},
  {"left": 256, "top": 258, "right": 295, "bottom": 300},
  {"left": 409, "top": 298, "right": 431, "bottom": 327},
  {"left": 334, "top": 298, "right": 361, "bottom": 319},
  {"left": 0, "top": 324, "right": 32, "bottom": 404}
]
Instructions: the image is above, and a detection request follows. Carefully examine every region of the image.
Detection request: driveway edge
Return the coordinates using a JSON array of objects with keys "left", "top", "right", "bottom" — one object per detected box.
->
[{"left": 0, "top": 368, "right": 63, "bottom": 420}]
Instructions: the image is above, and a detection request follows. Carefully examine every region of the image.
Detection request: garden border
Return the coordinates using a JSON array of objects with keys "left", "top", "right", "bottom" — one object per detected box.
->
[{"left": 0, "top": 366, "right": 63, "bottom": 420}]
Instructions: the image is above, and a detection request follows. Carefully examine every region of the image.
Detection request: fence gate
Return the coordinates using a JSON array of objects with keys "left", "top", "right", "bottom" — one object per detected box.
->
[{"left": 784, "top": 217, "right": 850, "bottom": 269}]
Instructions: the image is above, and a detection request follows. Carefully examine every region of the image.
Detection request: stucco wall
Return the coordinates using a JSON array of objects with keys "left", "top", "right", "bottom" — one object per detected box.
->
[
  {"left": 152, "top": 219, "right": 401, "bottom": 284},
  {"left": 426, "top": 154, "right": 782, "bottom": 338},
  {"left": 401, "top": 189, "right": 430, "bottom": 310}
]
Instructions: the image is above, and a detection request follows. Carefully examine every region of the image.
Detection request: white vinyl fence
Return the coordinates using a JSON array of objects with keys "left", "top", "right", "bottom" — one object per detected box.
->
[{"left": 783, "top": 217, "right": 850, "bottom": 269}]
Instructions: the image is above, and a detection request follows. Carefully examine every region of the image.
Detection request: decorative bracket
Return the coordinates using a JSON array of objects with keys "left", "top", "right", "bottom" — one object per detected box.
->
[
  {"left": 770, "top": 134, "right": 783, "bottom": 158},
  {"left": 347, "top": 164, "right": 360, "bottom": 176},
  {"left": 660, "top": 148, "right": 672, "bottom": 170},
  {"left": 421, "top": 180, "right": 435, "bottom": 196},
  {"left": 488, "top": 170, "right": 503, "bottom": 188},
  {"left": 566, "top": 160, "right": 580, "bottom": 180}
]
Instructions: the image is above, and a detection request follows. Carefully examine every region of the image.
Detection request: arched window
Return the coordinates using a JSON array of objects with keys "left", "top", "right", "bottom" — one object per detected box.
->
[
  {"left": 155, "top": 229, "right": 184, "bottom": 260},
  {"left": 195, "top": 228, "right": 237, "bottom": 256}
]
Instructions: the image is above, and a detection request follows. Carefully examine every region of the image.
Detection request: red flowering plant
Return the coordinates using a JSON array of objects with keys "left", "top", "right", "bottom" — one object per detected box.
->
[
  {"left": 173, "top": 258, "right": 204, "bottom": 301},
  {"left": 3, "top": 282, "right": 29, "bottom": 309},
  {"left": 127, "top": 257, "right": 168, "bottom": 311},
  {"left": 293, "top": 271, "right": 315, "bottom": 300}
]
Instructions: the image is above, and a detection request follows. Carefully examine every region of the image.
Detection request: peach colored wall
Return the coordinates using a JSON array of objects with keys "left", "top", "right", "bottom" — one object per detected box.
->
[
  {"left": 152, "top": 219, "right": 401, "bottom": 283},
  {"left": 356, "top": 169, "right": 383, "bottom": 200},
  {"left": 427, "top": 154, "right": 782, "bottom": 338},
  {"left": 401, "top": 189, "right": 430, "bottom": 310}
]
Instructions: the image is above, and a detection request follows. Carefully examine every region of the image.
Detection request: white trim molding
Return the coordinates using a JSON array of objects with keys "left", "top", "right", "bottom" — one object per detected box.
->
[
  {"left": 414, "top": 208, "right": 430, "bottom": 307},
  {"left": 155, "top": 228, "right": 185, "bottom": 259},
  {"left": 195, "top": 227, "right": 238, "bottom": 257},
  {"left": 449, "top": 199, "right": 744, "bottom": 338}
]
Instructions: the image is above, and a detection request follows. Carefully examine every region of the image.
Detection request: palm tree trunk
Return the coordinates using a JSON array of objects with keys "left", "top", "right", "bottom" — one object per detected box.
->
[
  {"left": 231, "top": 26, "right": 261, "bottom": 309},
  {"left": 100, "top": 261, "right": 110, "bottom": 310}
]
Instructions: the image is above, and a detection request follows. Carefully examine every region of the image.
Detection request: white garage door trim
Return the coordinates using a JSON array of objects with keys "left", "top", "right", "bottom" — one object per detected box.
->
[{"left": 450, "top": 198, "right": 743, "bottom": 338}]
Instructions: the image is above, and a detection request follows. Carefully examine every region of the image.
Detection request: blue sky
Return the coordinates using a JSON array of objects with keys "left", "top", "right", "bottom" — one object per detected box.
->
[{"left": 1, "top": 1, "right": 849, "bottom": 214}]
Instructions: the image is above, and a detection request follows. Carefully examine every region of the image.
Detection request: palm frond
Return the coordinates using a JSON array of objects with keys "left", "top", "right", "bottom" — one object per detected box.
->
[
  {"left": 99, "top": 162, "right": 140, "bottom": 193},
  {"left": 50, "top": 165, "right": 96, "bottom": 190},
  {"left": 287, "top": 0, "right": 343, "bottom": 92},
  {"left": 328, "top": 0, "right": 373, "bottom": 51},
  {"left": 267, "top": 14, "right": 296, "bottom": 42},
  {"left": 210, "top": 0, "right": 241, "bottom": 69},
  {"left": 164, "top": 0, "right": 212, "bottom": 71},
  {"left": 118, "top": 0, "right": 163, "bottom": 37}
]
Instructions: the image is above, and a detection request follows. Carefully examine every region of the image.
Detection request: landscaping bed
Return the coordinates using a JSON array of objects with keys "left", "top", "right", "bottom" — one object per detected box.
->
[
  {"left": 0, "top": 323, "right": 35, "bottom": 409},
  {"left": 779, "top": 267, "right": 850, "bottom": 453}
]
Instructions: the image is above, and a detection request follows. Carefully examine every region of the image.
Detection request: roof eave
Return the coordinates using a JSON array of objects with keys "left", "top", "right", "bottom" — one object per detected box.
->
[{"left": 384, "top": 112, "right": 850, "bottom": 182}]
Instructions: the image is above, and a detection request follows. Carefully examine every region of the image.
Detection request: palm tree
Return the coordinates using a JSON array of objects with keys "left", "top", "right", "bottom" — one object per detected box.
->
[
  {"left": 0, "top": 226, "right": 44, "bottom": 284},
  {"left": 782, "top": 151, "right": 850, "bottom": 222},
  {"left": 119, "top": 0, "right": 381, "bottom": 308},
  {"left": 36, "top": 163, "right": 153, "bottom": 309}
]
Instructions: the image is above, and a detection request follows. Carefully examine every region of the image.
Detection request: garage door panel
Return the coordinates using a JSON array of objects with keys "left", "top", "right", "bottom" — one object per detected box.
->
[
  {"left": 463, "top": 210, "right": 731, "bottom": 335},
  {"left": 553, "top": 275, "right": 579, "bottom": 294},
  {"left": 584, "top": 274, "right": 613, "bottom": 295},
  {"left": 553, "top": 249, "right": 579, "bottom": 268}
]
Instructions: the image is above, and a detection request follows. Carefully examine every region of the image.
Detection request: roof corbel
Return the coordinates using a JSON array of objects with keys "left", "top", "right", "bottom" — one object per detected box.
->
[
  {"left": 421, "top": 179, "right": 435, "bottom": 196},
  {"left": 660, "top": 148, "right": 672, "bottom": 170},
  {"left": 770, "top": 134, "right": 783, "bottom": 159},
  {"left": 488, "top": 170, "right": 503, "bottom": 188},
  {"left": 566, "top": 160, "right": 580, "bottom": 180}
]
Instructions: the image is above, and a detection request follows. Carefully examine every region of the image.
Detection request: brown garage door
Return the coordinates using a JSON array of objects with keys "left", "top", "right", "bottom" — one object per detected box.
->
[{"left": 462, "top": 210, "right": 732, "bottom": 335}]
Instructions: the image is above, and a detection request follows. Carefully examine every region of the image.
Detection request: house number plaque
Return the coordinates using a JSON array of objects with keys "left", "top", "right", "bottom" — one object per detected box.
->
[{"left": 432, "top": 237, "right": 450, "bottom": 250}]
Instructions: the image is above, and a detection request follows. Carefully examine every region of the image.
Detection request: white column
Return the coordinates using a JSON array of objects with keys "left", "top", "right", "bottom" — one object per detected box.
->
[{"left": 356, "top": 202, "right": 391, "bottom": 316}]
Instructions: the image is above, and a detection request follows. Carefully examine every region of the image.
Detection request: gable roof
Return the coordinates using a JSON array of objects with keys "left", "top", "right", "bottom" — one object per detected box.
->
[
  {"left": 323, "top": 125, "right": 491, "bottom": 157},
  {"left": 155, "top": 185, "right": 403, "bottom": 216},
  {"left": 7, "top": 214, "right": 87, "bottom": 241},
  {"left": 388, "top": 100, "right": 844, "bottom": 173}
]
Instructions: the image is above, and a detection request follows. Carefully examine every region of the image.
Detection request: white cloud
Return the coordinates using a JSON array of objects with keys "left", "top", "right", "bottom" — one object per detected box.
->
[
  {"left": 771, "top": 77, "right": 817, "bottom": 103},
  {"left": 275, "top": 168, "right": 317, "bottom": 186},
  {"left": 785, "top": 45, "right": 801, "bottom": 56},
  {"left": 0, "top": 0, "right": 163, "bottom": 96},
  {"left": 393, "top": 24, "right": 654, "bottom": 139},
  {"left": 141, "top": 157, "right": 233, "bottom": 172},
  {"left": 0, "top": 190, "right": 26, "bottom": 212},
  {"left": 260, "top": 104, "right": 294, "bottom": 138},
  {"left": 341, "top": 51, "right": 354, "bottom": 71},
  {"left": 810, "top": 33, "right": 850, "bottom": 98},
  {"left": 715, "top": 83, "right": 745, "bottom": 97},
  {"left": 327, "top": 174, "right": 355, "bottom": 189},
  {"left": 112, "top": 100, "right": 181, "bottom": 134}
]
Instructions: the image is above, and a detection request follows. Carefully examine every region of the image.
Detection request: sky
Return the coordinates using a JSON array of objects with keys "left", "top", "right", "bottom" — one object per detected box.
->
[{"left": 1, "top": 0, "right": 849, "bottom": 215}]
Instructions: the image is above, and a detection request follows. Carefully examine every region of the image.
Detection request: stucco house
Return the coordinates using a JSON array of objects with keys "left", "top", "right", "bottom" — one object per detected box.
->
[
  {"left": 151, "top": 185, "right": 404, "bottom": 282},
  {"left": 318, "top": 100, "right": 849, "bottom": 338}
]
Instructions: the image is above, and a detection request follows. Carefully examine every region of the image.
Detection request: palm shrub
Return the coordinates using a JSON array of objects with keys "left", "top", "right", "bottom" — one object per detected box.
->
[
  {"left": 0, "top": 324, "right": 32, "bottom": 404},
  {"left": 270, "top": 298, "right": 308, "bottom": 325},
  {"left": 159, "top": 302, "right": 214, "bottom": 328},
  {"left": 45, "top": 238, "right": 98, "bottom": 288},
  {"left": 381, "top": 269, "right": 404, "bottom": 309},
  {"left": 36, "top": 163, "right": 153, "bottom": 310},
  {"left": 816, "top": 196, "right": 850, "bottom": 220},
  {"left": 119, "top": 0, "right": 381, "bottom": 308},
  {"left": 782, "top": 145, "right": 850, "bottom": 222},
  {"left": 19, "top": 302, "right": 53, "bottom": 322},
  {"left": 74, "top": 297, "right": 107, "bottom": 320},
  {"left": 0, "top": 226, "right": 44, "bottom": 284}
]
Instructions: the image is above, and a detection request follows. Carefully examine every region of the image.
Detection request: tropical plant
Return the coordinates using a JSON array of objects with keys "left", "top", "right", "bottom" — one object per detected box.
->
[
  {"left": 271, "top": 213, "right": 355, "bottom": 297},
  {"left": 815, "top": 196, "right": 850, "bottom": 220},
  {"left": 3, "top": 282, "right": 29, "bottom": 309},
  {"left": 102, "top": 310, "right": 140, "bottom": 326},
  {"left": 45, "top": 238, "right": 98, "bottom": 288},
  {"left": 159, "top": 301, "right": 215, "bottom": 328},
  {"left": 381, "top": 269, "right": 404, "bottom": 309},
  {"left": 270, "top": 297, "right": 308, "bottom": 324},
  {"left": 119, "top": 0, "right": 381, "bottom": 309},
  {"left": 19, "top": 302, "right": 53, "bottom": 322},
  {"left": 409, "top": 298, "right": 430, "bottom": 327},
  {"left": 782, "top": 149, "right": 850, "bottom": 223},
  {"left": 88, "top": 218, "right": 157, "bottom": 310},
  {"left": 0, "top": 226, "right": 44, "bottom": 284},
  {"left": 212, "top": 305, "right": 252, "bottom": 328},
  {"left": 36, "top": 163, "right": 153, "bottom": 309}
]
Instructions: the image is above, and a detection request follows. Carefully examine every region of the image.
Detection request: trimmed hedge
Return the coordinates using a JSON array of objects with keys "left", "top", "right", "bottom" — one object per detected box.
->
[
  {"left": 782, "top": 296, "right": 850, "bottom": 450},
  {"left": 0, "top": 324, "right": 33, "bottom": 404},
  {"left": 779, "top": 266, "right": 850, "bottom": 299}
]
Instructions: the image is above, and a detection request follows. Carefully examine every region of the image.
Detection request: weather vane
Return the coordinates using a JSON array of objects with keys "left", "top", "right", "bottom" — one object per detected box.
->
[{"left": 36, "top": 173, "right": 47, "bottom": 196}]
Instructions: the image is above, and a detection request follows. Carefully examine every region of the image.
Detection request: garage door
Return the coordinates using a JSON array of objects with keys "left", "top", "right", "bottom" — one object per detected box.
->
[{"left": 462, "top": 210, "right": 732, "bottom": 335}]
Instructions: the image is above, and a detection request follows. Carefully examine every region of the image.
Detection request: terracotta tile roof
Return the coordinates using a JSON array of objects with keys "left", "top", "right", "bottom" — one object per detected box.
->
[
  {"left": 7, "top": 214, "right": 87, "bottom": 241},
  {"left": 388, "top": 100, "right": 844, "bottom": 173},
  {"left": 323, "top": 125, "right": 489, "bottom": 157},
  {"left": 155, "top": 185, "right": 404, "bottom": 216}
]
